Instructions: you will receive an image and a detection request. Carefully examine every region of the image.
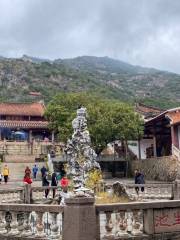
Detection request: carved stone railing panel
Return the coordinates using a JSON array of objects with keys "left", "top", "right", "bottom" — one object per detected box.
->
[
  {"left": 96, "top": 200, "right": 180, "bottom": 239},
  {"left": 100, "top": 210, "right": 144, "bottom": 239},
  {"left": 0, "top": 204, "right": 63, "bottom": 239}
]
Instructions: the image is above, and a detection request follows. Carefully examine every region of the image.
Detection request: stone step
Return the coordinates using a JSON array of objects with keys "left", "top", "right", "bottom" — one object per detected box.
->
[
  {"left": 0, "top": 162, "right": 46, "bottom": 180},
  {"left": 4, "top": 155, "right": 36, "bottom": 163}
]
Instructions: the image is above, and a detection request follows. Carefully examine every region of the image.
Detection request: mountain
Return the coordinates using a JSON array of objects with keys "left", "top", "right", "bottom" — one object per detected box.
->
[
  {"left": 0, "top": 55, "right": 179, "bottom": 108},
  {"left": 21, "top": 55, "right": 52, "bottom": 63}
]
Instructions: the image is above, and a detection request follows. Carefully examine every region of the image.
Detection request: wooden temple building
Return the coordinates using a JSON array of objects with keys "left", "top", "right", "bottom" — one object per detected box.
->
[
  {"left": 144, "top": 107, "right": 180, "bottom": 158},
  {"left": 0, "top": 102, "right": 53, "bottom": 141}
]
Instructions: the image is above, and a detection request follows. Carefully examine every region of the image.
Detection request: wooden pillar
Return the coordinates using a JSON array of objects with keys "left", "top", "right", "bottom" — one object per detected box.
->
[
  {"left": 29, "top": 130, "right": 33, "bottom": 155},
  {"left": 29, "top": 130, "right": 32, "bottom": 142},
  {"left": 171, "top": 125, "right": 179, "bottom": 148},
  {"left": 153, "top": 136, "right": 157, "bottom": 157},
  {"left": 138, "top": 139, "right": 141, "bottom": 160}
]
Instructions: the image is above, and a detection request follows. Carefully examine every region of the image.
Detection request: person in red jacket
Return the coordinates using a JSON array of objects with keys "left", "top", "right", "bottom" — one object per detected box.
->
[
  {"left": 60, "top": 175, "right": 69, "bottom": 188},
  {"left": 23, "top": 174, "right": 33, "bottom": 184}
]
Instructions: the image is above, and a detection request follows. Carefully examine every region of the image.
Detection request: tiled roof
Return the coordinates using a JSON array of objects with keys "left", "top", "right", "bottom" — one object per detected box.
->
[
  {"left": 0, "top": 120, "right": 49, "bottom": 129},
  {"left": 146, "top": 107, "right": 180, "bottom": 126},
  {"left": 0, "top": 102, "right": 45, "bottom": 116},
  {"left": 167, "top": 111, "right": 180, "bottom": 125},
  {"left": 135, "top": 103, "right": 163, "bottom": 114}
]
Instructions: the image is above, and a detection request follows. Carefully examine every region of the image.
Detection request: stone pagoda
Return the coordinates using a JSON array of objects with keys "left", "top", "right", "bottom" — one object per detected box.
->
[{"left": 65, "top": 107, "right": 100, "bottom": 188}]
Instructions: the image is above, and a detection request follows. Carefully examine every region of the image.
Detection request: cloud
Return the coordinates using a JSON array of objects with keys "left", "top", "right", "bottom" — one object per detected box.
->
[{"left": 0, "top": 0, "right": 180, "bottom": 73}]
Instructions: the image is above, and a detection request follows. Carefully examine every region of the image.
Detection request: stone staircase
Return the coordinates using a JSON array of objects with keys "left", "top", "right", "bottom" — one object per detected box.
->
[
  {"left": 0, "top": 154, "right": 46, "bottom": 180},
  {"left": 4, "top": 155, "right": 36, "bottom": 163},
  {"left": 0, "top": 162, "right": 45, "bottom": 180}
]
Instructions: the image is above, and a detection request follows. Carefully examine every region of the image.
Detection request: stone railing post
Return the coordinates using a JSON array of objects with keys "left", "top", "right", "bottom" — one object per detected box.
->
[
  {"left": 173, "top": 180, "right": 180, "bottom": 200},
  {"left": 143, "top": 209, "right": 154, "bottom": 235},
  {"left": 24, "top": 184, "right": 31, "bottom": 204},
  {"left": 64, "top": 197, "right": 96, "bottom": 240}
]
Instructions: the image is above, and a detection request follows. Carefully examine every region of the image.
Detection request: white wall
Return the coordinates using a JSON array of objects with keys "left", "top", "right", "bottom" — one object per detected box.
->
[{"left": 128, "top": 139, "right": 154, "bottom": 159}]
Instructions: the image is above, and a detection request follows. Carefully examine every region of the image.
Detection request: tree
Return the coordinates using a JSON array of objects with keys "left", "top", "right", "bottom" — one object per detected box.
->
[{"left": 45, "top": 92, "right": 144, "bottom": 154}]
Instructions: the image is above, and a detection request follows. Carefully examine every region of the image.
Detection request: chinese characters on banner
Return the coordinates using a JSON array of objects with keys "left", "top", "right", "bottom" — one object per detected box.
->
[{"left": 154, "top": 208, "right": 180, "bottom": 233}]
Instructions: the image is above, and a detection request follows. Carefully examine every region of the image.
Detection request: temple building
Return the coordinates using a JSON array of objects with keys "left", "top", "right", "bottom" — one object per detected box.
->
[
  {"left": 0, "top": 102, "right": 53, "bottom": 141},
  {"left": 127, "top": 104, "right": 180, "bottom": 160},
  {"left": 144, "top": 107, "right": 180, "bottom": 158}
]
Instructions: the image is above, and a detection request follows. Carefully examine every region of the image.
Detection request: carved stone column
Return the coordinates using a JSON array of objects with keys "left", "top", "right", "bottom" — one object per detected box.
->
[
  {"left": 116, "top": 211, "right": 128, "bottom": 237},
  {"left": 103, "top": 212, "right": 114, "bottom": 239},
  {"left": 8, "top": 211, "right": 19, "bottom": 236},
  {"left": 131, "top": 210, "right": 143, "bottom": 236},
  {"left": 50, "top": 212, "right": 60, "bottom": 239},
  {"left": 35, "top": 212, "right": 46, "bottom": 238},
  {"left": 21, "top": 212, "right": 32, "bottom": 237},
  {"left": 0, "top": 211, "right": 7, "bottom": 234}
]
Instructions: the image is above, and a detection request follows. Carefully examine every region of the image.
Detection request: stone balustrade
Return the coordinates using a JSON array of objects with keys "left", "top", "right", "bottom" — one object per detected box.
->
[
  {"left": 31, "top": 186, "right": 60, "bottom": 203},
  {"left": 0, "top": 188, "right": 24, "bottom": 204},
  {"left": 0, "top": 140, "right": 54, "bottom": 156},
  {"left": 0, "top": 198, "right": 180, "bottom": 239},
  {"left": 96, "top": 200, "right": 180, "bottom": 239},
  {"left": 0, "top": 185, "right": 61, "bottom": 204},
  {"left": 0, "top": 183, "right": 175, "bottom": 206},
  {"left": 0, "top": 203, "right": 63, "bottom": 239},
  {"left": 124, "top": 183, "right": 173, "bottom": 200}
]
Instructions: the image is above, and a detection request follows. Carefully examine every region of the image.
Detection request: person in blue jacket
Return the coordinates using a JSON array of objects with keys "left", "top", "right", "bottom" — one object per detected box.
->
[{"left": 134, "top": 169, "right": 145, "bottom": 195}]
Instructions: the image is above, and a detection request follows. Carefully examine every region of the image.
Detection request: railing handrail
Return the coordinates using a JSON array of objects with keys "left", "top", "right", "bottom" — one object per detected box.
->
[
  {"left": 96, "top": 199, "right": 180, "bottom": 212},
  {"left": 32, "top": 186, "right": 61, "bottom": 191},
  {"left": 122, "top": 183, "right": 173, "bottom": 188},
  {"left": 0, "top": 203, "right": 64, "bottom": 212},
  {"left": 0, "top": 187, "right": 23, "bottom": 193}
]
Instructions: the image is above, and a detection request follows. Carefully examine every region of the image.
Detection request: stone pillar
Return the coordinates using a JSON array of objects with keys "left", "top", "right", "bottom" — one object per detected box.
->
[
  {"left": 24, "top": 184, "right": 31, "bottom": 204},
  {"left": 64, "top": 197, "right": 96, "bottom": 240},
  {"left": 143, "top": 209, "right": 154, "bottom": 234},
  {"left": 173, "top": 180, "right": 180, "bottom": 199},
  {"left": 29, "top": 130, "right": 32, "bottom": 142},
  {"left": 138, "top": 139, "right": 141, "bottom": 160}
]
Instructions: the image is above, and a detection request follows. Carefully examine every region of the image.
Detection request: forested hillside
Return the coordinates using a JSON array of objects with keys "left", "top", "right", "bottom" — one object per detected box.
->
[{"left": 0, "top": 55, "right": 179, "bottom": 108}]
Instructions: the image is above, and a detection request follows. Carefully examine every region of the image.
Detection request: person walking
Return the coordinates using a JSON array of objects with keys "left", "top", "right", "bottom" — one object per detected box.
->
[
  {"left": 60, "top": 174, "right": 69, "bottom": 189},
  {"left": 0, "top": 172, "right": 2, "bottom": 184},
  {"left": 23, "top": 173, "right": 33, "bottom": 185},
  {"left": 134, "top": 169, "right": 145, "bottom": 195},
  {"left": 41, "top": 166, "right": 47, "bottom": 178},
  {"left": 3, "top": 164, "right": 9, "bottom": 184},
  {"left": 32, "top": 164, "right": 38, "bottom": 179},
  {"left": 25, "top": 166, "right": 31, "bottom": 178},
  {"left": 51, "top": 172, "right": 58, "bottom": 198},
  {"left": 42, "top": 172, "right": 49, "bottom": 198}
]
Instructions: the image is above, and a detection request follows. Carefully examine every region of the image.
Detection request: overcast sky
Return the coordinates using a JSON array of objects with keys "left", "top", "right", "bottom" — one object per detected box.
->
[{"left": 0, "top": 0, "right": 180, "bottom": 73}]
